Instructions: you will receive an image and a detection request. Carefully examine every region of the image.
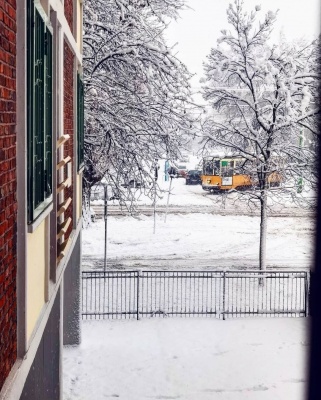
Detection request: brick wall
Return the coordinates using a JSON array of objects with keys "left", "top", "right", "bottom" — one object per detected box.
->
[
  {"left": 0, "top": 0, "right": 17, "bottom": 391},
  {"left": 64, "top": 0, "right": 74, "bottom": 34},
  {"left": 63, "top": 41, "right": 74, "bottom": 241}
]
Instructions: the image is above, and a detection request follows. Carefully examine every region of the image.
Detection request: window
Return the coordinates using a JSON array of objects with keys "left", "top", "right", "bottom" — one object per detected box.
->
[
  {"left": 77, "top": 73, "right": 84, "bottom": 170},
  {"left": 203, "top": 159, "right": 220, "bottom": 176},
  {"left": 221, "top": 160, "right": 234, "bottom": 177},
  {"left": 27, "top": 1, "right": 53, "bottom": 223}
]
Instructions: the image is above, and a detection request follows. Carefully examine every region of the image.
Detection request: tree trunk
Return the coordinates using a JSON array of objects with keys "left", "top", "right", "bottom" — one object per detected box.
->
[{"left": 259, "top": 189, "right": 268, "bottom": 271}]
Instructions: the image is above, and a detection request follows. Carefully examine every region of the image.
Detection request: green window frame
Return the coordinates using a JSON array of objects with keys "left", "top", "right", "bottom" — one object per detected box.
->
[
  {"left": 27, "top": 1, "right": 53, "bottom": 223},
  {"left": 77, "top": 73, "right": 84, "bottom": 170}
]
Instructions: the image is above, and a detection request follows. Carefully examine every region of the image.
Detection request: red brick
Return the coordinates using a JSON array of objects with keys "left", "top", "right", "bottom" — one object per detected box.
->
[
  {"left": 63, "top": 41, "right": 74, "bottom": 241},
  {"left": 64, "top": 0, "right": 74, "bottom": 34},
  {"left": 0, "top": 0, "right": 17, "bottom": 391}
]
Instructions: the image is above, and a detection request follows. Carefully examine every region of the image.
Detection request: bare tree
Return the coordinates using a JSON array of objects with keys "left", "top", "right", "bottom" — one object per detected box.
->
[
  {"left": 83, "top": 0, "right": 199, "bottom": 205},
  {"left": 201, "top": 0, "right": 320, "bottom": 270}
]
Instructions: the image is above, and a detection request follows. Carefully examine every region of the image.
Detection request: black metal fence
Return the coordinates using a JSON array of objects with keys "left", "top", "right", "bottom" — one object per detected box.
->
[{"left": 82, "top": 270, "right": 309, "bottom": 320}]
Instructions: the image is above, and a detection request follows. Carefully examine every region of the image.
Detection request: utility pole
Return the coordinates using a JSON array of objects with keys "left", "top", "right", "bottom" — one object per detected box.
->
[{"left": 104, "top": 184, "right": 108, "bottom": 271}]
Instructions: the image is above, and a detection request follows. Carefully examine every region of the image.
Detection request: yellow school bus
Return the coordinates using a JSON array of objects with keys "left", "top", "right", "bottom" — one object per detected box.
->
[{"left": 201, "top": 155, "right": 281, "bottom": 193}]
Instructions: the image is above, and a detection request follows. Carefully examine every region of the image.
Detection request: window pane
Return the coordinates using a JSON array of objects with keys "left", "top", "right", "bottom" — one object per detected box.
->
[
  {"left": 34, "top": 9, "right": 45, "bottom": 209},
  {"left": 27, "top": 1, "right": 53, "bottom": 223},
  {"left": 45, "top": 29, "right": 53, "bottom": 197}
]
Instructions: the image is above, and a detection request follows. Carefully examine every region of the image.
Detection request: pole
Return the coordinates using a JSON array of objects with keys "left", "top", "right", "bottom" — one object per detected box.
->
[
  {"left": 222, "top": 271, "right": 226, "bottom": 321},
  {"left": 136, "top": 270, "right": 140, "bottom": 320},
  {"left": 153, "top": 180, "right": 156, "bottom": 234},
  {"left": 297, "top": 130, "right": 303, "bottom": 193},
  {"left": 164, "top": 176, "right": 173, "bottom": 223},
  {"left": 104, "top": 185, "right": 108, "bottom": 271},
  {"left": 153, "top": 160, "right": 158, "bottom": 234}
]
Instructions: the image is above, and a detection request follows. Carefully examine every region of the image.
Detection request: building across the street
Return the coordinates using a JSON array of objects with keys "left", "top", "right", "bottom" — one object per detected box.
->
[{"left": 0, "top": 1, "right": 84, "bottom": 398}]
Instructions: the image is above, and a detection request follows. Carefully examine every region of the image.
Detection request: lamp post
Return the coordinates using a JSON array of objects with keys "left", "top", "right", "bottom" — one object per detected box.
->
[
  {"left": 102, "top": 182, "right": 108, "bottom": 271},
  {"left": 153, "top": 160, "right": 159, "bottom": 234}
]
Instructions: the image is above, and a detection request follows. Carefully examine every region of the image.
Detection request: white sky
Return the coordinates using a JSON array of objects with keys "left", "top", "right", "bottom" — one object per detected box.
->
[{"left": 165, "top": 0, "right": 321, "bottom": 95}]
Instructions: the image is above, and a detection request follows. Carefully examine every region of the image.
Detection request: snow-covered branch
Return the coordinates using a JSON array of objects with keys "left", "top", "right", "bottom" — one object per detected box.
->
[
  {"left": 83, "top": 0, "right": 200, "bottom": 203},
  {"left": 200, "top": 0, "right": 319, "bottom": 270}
]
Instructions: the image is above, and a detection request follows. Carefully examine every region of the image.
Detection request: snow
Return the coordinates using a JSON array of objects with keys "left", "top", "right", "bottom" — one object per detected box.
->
[
  {"left": 85, "top": 177, "right": 314, "bottom": 269},
  {"left": 64, "top": 318, "right": 309, "bottom": 400},
  {"left": 83, "top": 212, "right": 313, "bottom": 269},
  {"left": 64, "top": 167, "right": 314, "bottom": 399}
]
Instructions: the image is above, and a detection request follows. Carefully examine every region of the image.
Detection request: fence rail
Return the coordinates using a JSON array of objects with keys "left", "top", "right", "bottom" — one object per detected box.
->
[{"left": 82, "top": 270, "right": 309, "bottom": 320}]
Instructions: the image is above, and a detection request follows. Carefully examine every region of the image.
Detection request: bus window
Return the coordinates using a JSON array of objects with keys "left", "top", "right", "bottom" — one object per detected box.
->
[
  {"left": 203, "top": 159, "right": 220, "bottom": 176},
  {"left": 221, "top": 160, "right": 234, "bottom": 177},
  {"left": 203, "top": 160, "right": 212, "bottom": 175},
  {"left": 214, "top": 159, "right": 220, "bottom": 175}
]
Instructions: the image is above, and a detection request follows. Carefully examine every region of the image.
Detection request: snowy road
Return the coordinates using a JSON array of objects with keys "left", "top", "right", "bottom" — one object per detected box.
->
[
  {"left": 91, "top": 203, "right": 313, "bottom": 218},
  {"left": 91, "top": 178, "right": 314, "bottom": 218}
]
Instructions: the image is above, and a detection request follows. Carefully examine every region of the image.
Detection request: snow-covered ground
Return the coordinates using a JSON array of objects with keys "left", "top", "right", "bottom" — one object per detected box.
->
[
  {"left": 83, "top": 212, "right": 314, "bottom": 269},
  {"left": 84, "top": 178, "right": 314, "bottom": 270},
  {"left": 63, "top": 173, "right": 314, "bottom": 399},
  {"left": 64, "top": 318, "right": 309, "bottom": 400}
]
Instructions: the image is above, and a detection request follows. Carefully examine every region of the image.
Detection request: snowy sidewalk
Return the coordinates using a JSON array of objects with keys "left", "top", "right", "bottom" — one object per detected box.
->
[{"left": 63, "top": 318, "right": 308, "bottom": 400}]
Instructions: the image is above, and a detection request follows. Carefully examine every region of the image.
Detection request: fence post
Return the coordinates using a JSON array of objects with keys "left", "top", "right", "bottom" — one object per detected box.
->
[
  {"left": 137, "top": 270, "right": 140, "bottom": 320},
  {"left": 222, "top": 272, "right": 226, "bottom": 321},
  {"left": 305, "top": 271, "right": 309, "bottom": 317},
  {"left": 103, "top": 271, "right": 106, "bottom": 318}
]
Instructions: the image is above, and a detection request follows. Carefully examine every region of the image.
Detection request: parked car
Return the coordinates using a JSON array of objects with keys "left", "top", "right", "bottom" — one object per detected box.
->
[
  {"left": 185, "top": 170, "right": 202, "bottom": 185},
  {"left": 177, "top": 164, "right": 187, "bottom": 178}
]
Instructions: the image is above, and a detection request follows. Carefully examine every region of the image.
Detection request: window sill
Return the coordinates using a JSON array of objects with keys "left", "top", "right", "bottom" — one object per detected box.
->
[{"left": 27, "top": 202, "right": 53, "bottom": 233}]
